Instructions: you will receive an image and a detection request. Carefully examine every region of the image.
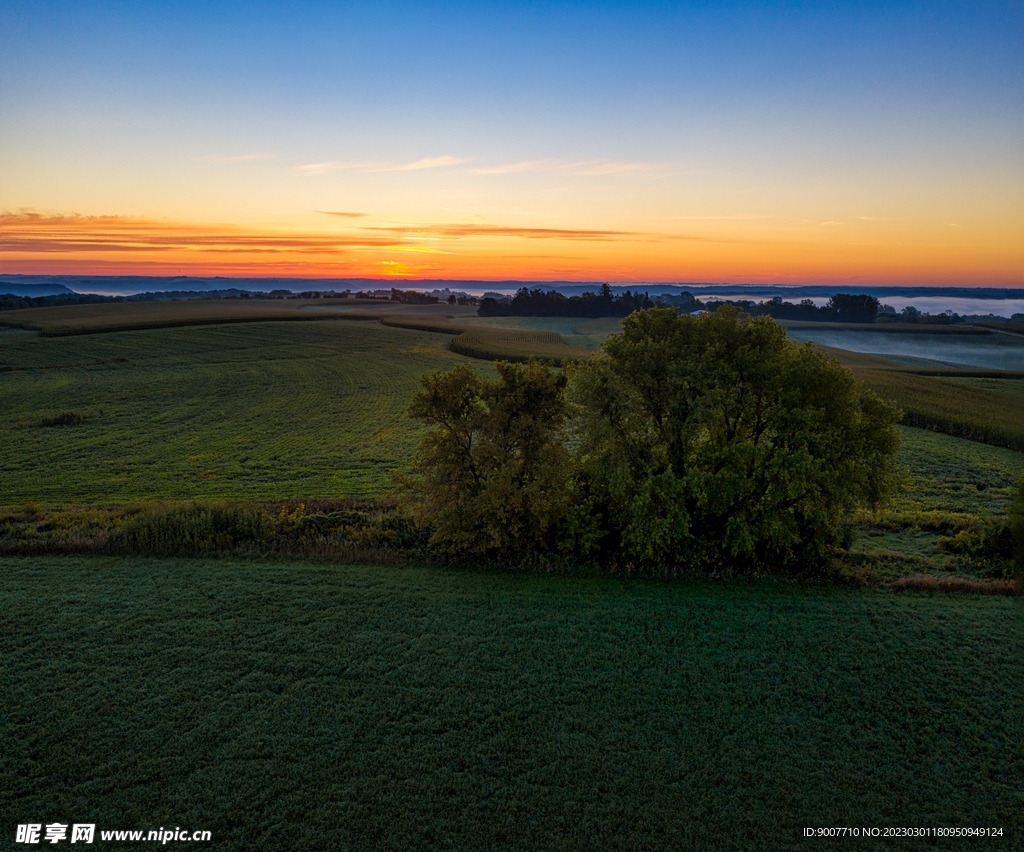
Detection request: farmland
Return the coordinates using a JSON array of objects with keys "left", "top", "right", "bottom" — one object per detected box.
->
[
  {"left": 799, "top": 342, "right": 1024, "bottom": 452},
  {"left": 2, "top": 305, "right": 1023, "bottom": 579},
  {"left": 1, "top": 300, "right": 1021, "bottom": 849},
  {"left": 0, "top": 320, "right": 480, "bottom": 503},
  {"left": 2, "top": 314, "right": 1019, "bottom": 513},
  {"left": 1, "top": 555, "right": 1020, "bottom": 851},
  {"left": 0, "top": 297, "right": 478, "bottom": 336}
]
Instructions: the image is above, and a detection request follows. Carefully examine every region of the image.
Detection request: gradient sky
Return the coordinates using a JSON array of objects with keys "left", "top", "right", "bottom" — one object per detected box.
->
[{"left": 1, "top": 1, "right": 1021, "bottom": 284}]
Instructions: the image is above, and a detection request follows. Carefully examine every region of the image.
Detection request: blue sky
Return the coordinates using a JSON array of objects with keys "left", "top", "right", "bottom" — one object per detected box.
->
[{"left": 1, "top": 1, "right": 1021, "bottom": 282}]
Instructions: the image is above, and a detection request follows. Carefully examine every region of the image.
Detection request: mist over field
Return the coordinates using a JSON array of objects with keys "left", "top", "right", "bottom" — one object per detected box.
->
[{"left": 786, "top": 329, "right": 1024, "bottom": 370}]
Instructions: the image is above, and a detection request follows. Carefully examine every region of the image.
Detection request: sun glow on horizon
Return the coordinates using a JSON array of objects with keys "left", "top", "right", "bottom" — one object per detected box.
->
[{"left": 0, "top": 208, "right": 1019, "bottom": 286}]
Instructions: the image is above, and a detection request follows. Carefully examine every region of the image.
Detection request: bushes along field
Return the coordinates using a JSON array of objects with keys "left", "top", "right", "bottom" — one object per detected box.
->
[{"left": 0, "top": 500, "right": 422, "bottom": 561}]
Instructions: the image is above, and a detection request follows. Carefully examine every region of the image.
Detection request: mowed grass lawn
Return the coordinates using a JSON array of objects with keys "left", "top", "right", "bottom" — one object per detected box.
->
[
  {"left": 0, "top": 321, "right": 483, "bottom": 503},
  {"left": 2, "top": 557, "right": 1020, "bottom": 850}
]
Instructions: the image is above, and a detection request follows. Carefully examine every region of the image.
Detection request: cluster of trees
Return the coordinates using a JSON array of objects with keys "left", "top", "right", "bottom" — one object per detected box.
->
[
  {"left": 401, "top": 307, "right": 903, "bottom": 575},
  {"left": 0, "top": 292, "right": 113, "bottom": 312},
  {"left": 716, "top": 294, "right": 881, "bottom": 323},
  {"left": 388, "top": 289, "right": 441, "bottom": 305},
  {"left": 479, "top": 284, "right": 656, "bottom": 318},
  {"left": 477, "top": 288, "right": 886, "bottom": 324}
]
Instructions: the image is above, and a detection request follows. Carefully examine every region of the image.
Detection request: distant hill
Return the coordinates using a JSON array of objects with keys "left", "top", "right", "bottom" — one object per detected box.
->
[
  {"left": 1, "top": 274, "right": 1021, "bottom": 304},
  {"left": 0, "top": 279, "right": 75, "bottom": 298}
]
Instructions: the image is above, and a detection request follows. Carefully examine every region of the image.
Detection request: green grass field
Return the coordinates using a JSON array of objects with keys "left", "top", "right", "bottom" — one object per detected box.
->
[
  {"left": 1, "top": 555, "right": 1020, "bottom": 851},
  {"left": 0, "top": 320, "right": 485, "bottom": 503},
  {"left": 2, "top": 303, "right": 1021, "bottom": 848}
]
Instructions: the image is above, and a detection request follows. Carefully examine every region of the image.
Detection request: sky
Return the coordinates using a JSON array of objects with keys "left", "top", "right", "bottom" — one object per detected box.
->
[{"left": 1, "top": 1, "right": 1021, "bottom": 284}]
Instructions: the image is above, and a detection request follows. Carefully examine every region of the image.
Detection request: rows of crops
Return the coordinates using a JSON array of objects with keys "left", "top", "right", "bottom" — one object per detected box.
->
[
  {"left": 812, "top": 344, "right": 1024, "bottom": 452},
  {"left": 449, "top": 325, "right": 589, "bottom": 365},
  {"left": 378, "top": 315, "right": 463, "bottom": 335},
  {"left": 854, "top": 369, "right": 1024, "bottom": 451},
  {"left": 456, "top": 315, "right": 621, "bottom": 351},
  {"left": 0, "top": 298, "right": 479, "bottom": 336},
  {"left": 0, "top": 298, "right": 329, "bottom": 335},
  {"left": 0, "top": 320, "right": 486, "bottom": 504}
]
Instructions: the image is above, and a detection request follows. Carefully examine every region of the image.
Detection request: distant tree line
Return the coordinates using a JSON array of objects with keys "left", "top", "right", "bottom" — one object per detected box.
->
[
  {"left": 0, "top": 292, "right": 114, "bottom": 312},
  {"left": 388, "top": 288, "right": 440, "bottom": 304},
  {"left": 478, "top": 288, "right": 888, "bottom": 323},
  {"left": 401, "top": 306, "right": 903, "bottom": 576},
  {"left": 706, "top": 294, "right": 881, "bottom": 323},
  {"left": 479, "top": 284, "right": 656, "bottom": 318}
]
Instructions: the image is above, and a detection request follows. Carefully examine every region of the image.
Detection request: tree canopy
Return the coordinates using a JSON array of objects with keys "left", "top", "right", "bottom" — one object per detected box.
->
[
  {"left": 400, "top": 360, "right": 570, "bottom": 558},
  {"left": 401, "top": 307, "right": 902, "bottom": 574},
  {"left": 566, "top": 306, "right": 901, "bottom": 572}
]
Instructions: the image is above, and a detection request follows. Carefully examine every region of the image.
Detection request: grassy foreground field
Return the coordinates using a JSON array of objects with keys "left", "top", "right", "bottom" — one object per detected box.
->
[{"left": 1, "top": 556, "right": 1021, "bottom": 850}]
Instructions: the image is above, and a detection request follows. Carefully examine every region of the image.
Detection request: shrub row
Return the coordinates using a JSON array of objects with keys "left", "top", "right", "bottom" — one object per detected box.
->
[{"left": 0, "top": 500, "right": 425, "bottom": 561}]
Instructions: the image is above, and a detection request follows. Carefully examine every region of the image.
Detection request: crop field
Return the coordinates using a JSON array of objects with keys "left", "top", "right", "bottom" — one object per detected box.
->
[
  {"left": 1, "top": 555, "right": 1020, "bottom": 851},
  {"left": 2, "top": 311, "right": 1020, "bottom": 507},
  {"left": 449, "top": 325, "right": 590, "bottom": 365},
  {"left": 457, "top": 316, "right": 621, "bottom": 350},
  {"left": 978, "top": 320, "right": 1024, "bottom": 336},
  {"left": 0, "top": 298, "right": 479, "bottom": 336},
  {"left": 844, "top": 427, "right": 1024, "bottom": 579},
  {"left": 892, "top": 428, "right": 1024, "bottom": 516},
  {"left": 854, "top": 369, "right": 1024, "bottom": 451},
  {"left": 0, "top": 320, "right": 487, "bottom": 504},
  {"left": 786, "top": 326, "right": 1024, "bottom": 371},
  {"left": 813, "top": 345, "right": 1024, "bottom": 452},
  {"left": 0, "top": 298, "right": 340, "bottom": 335}
]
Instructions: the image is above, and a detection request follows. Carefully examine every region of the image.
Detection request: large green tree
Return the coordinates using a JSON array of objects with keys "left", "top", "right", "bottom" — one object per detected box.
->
[
  {"left": 401, "top": 360, "right": 570, "bottom": 558},
  {"left": 566, "top": 306, "right": 902, "bottom": 573}
]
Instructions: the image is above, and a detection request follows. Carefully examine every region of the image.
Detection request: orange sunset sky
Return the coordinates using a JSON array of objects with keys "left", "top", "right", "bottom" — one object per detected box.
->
[{"left": 2, "top": 3, "right": 1021, "bottom": 285}]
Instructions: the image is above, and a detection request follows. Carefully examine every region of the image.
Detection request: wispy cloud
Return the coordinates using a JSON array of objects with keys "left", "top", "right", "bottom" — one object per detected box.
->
[
  {"left": 298, "top": 156, "right": 465, "bottom": 175},
  {"left": 0, "top": 211, "right": 754, "bottom": 265},
  {"left": 374, "top": 156, "right": 466, "bottom": 172},
  {"left": 857, "top": 216, "right": 899, "bottom": 222},
  {"left": 368, "top": 221, "right": 762, "bottom": 245},
  {"left": 472, "top": 159, "right": 662, "bottom": 176},
  {"left": 364, "top": 223, "right": 637, "bottom": 241},
  {"left": 0, "top": 212, "right": 399, "bottom": 255},
  {"left": 193, "top": 153, "right": 273, "bottom": 163},
  {"left": 663, "top": 214, "right": 771, "bottom": 221},
  {"left": 471, "top": 160, "right": 555, "bottom": 175},
  {"left": 299, "top": 156, "right": 657, "bottom": 177},
  {"left": 297, "top": 160, "right": 382, "bottom": 175},
  {"left": 316, "top": 210, "right": 368, "bottom": 218},
  {"left": 567, "top": 160, "right": 660, "bottom": 176}
]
